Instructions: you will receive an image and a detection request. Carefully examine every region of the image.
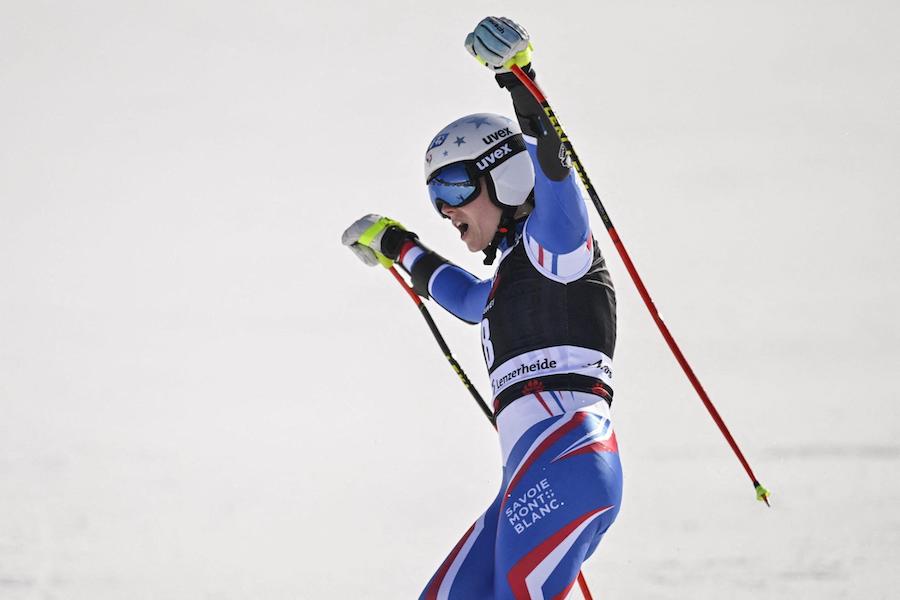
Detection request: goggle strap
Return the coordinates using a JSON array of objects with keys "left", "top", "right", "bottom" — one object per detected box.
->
[{"left": 470, "top": 135, "right": 527, "bottom": 177}]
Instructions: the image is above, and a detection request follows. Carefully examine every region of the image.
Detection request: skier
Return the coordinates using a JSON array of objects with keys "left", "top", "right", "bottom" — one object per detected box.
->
[{"left": 342, "top": 17, "right": 622, "bottom": 599}]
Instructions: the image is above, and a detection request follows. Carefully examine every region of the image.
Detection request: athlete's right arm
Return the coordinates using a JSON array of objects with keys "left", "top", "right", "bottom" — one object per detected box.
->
[
  {"left": 342, "top": 214, "right": 489, "bottom": 324},
  {"left": 466, "top": 18, "right": 590, "bottom": 258}
]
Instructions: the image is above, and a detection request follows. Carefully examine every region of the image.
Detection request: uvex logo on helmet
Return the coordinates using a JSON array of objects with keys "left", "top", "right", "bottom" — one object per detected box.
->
[
  {"left": 481, "top": 127, "right": 512, "bottom": 145},
  {"left": 476, "top": 143, "right": 513, "bottom": 171}
]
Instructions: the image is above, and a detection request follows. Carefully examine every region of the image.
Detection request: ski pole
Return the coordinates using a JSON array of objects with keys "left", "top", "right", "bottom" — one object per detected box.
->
[
  {"left": 509, "top": 65, "right": 770, "bottom": 506},
  {"left": 384, "top": 265, "right": 596, "bottom": 599},
  {"left": 386, "top": 266, "right": 495, "bottom": 425}
]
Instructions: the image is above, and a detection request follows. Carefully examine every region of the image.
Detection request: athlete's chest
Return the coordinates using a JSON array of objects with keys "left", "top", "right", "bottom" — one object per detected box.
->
[{"left": 480, "top": 247, "right": 571, "bottom": 364}]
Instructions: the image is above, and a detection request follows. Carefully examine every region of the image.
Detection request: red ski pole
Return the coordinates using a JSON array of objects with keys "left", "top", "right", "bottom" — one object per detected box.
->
[{"left": 510, "top": 65, "right": 769, "bottom": 506}]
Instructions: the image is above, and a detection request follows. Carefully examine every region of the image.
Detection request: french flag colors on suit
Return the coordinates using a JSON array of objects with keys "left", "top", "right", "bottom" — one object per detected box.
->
[
  {"left": 522, "top": 225, "right": 594, "bottom": 284},
  {"left": 422, "top": 516, "right": 487, "bottom": 600},
  {"left": 419, "top": 402, "right": 622, "bottom": 600},
  {"left": 507, "top": 505, "right": 615, "bottom": 599},
  {"left": 501, "top": 410, "right": 616, "bottom": 514}
]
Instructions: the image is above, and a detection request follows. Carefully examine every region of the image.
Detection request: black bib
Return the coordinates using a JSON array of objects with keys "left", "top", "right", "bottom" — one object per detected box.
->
[{"left": 482, "top": 238, "right": 617, "bottom": 414}]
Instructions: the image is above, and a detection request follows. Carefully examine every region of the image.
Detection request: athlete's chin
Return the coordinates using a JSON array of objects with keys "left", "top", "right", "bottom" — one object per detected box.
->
[{"left": 465, "top": 237, "right": 488, "bottom": 253}]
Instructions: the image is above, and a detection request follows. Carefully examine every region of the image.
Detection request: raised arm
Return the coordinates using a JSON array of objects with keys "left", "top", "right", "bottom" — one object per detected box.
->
[{"left": 466, "top": 18, "right": 591, "bottom": 257}]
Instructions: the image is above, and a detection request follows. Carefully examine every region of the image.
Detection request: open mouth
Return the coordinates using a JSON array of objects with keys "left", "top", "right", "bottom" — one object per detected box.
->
[{"left": 455, "top": 222, "right": 469, "bottom": 238}]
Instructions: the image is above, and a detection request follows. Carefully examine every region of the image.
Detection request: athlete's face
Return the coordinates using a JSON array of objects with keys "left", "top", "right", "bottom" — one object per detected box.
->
[{"left": 440, "top": 179, "right": 502, "bottom": 252}]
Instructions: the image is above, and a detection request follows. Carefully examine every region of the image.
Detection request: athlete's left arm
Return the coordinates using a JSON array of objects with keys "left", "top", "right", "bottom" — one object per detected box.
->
[
  {"left": 496, "top": 67, "right": 591, "bottom": 255},
  {"left": 397, "top": 238, "right": 491, "bottom": 325}
]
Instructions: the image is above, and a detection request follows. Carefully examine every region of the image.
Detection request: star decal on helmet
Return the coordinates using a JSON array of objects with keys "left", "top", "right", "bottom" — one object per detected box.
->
[
  {"left": 467, "top": 116, "right": 491, "bottom": 129},
  {"left": 454, "top": 136, "right": 466, "bottom": 147}
]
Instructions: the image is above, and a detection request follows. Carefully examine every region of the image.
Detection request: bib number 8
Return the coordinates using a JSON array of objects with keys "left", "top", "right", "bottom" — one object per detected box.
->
[{"left": 481, "top": 318, "right": 495, "bottom": 368}]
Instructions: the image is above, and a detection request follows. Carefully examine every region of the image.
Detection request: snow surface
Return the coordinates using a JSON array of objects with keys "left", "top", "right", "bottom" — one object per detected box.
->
[{"left": 1, "top": 1, "right": 899, "bottom": 598}]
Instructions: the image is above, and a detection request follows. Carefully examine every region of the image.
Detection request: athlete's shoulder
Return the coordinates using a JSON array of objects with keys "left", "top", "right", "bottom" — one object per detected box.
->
[{"left": 521, "top": 216, "right": 595, "bottom": 284}]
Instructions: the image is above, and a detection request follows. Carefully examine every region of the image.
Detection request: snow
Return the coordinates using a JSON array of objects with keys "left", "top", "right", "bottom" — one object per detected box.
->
[{"left": 1, "top": 1, "right": 899, "bottom": 598}]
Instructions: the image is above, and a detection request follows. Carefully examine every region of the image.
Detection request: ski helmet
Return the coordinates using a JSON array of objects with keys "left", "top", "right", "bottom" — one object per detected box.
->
[{"left": 424, "top": 113, "right": 534, "bottom": 217}]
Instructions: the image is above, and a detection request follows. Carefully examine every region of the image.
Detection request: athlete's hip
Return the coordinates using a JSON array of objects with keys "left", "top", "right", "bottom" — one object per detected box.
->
[
  {"left": 496, "top": 391, "right": 615, "bottom": 466},
  {"left": 495, "top": 397, "right": 622, "bottom": 544}
]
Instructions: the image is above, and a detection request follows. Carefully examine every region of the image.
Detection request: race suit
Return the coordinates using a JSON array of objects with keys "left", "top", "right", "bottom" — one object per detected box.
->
[{"left": 402, "top": 67, "right": 623, "bottom": 600}]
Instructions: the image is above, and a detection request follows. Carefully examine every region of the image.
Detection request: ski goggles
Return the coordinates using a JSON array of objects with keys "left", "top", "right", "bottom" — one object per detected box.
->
[
  {"left": 427, "top": 162, "right": 481, "bottom": 216},
  {"left": 426, "top": 135, "right": 528, "bottom": 216}
]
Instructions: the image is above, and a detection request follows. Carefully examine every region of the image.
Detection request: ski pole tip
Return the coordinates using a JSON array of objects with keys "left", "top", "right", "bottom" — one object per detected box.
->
[{"left": 754, "top": 482, "right": 771, "bottom": 507}]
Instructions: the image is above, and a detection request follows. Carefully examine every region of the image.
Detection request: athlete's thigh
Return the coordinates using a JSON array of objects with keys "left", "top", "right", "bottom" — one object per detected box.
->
[
  {"left": 494, "top": 409, "right": 623, "bottom": 599},
  {"left": 419, "top": 494, "right": 501, "bottom": 600}
]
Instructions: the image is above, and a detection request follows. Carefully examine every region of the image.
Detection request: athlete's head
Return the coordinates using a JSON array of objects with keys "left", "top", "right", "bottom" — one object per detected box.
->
[{"left": 424, "top": 113, "right": 534, "bottom": 261}]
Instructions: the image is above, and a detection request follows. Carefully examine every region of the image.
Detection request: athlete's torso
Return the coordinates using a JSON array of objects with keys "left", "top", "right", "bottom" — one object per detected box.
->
[
  {"left": 405, "top": 135, "right": 618, "bottom": 416},
  {"left": 482, "top": 223, "right": 616, "bottom": 415}
]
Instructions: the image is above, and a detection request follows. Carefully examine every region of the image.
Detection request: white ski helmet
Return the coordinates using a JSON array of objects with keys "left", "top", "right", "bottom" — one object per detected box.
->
[{"left": 424, "top": 113, "right": 534, "bottom": 216}]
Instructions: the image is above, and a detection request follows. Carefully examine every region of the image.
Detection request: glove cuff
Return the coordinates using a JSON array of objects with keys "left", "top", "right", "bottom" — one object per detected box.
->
[
  {"left": 380, "top": 227, "right": 418, "bottom": 260},
  {"left": 495, "top": 63, "right": 535, "bottom": 89}
]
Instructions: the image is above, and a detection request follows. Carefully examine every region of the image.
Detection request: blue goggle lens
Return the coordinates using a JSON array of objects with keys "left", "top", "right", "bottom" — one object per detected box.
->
[{"left": 427, "top": 163, "right": 479, "bottom": 216}]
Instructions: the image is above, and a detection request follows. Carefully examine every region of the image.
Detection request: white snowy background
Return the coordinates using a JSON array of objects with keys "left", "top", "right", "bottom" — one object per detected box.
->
[{"left": 1, "top": 1, "right": 898, "bottom": 598}]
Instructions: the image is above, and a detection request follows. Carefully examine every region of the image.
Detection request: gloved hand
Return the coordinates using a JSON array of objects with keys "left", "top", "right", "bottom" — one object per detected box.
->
[
  {"left": 465, "top": 16, "right": 533, "bottom": 73},
  {"left": 341, "top": 214, "right": 414, "bottom": 267}
]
